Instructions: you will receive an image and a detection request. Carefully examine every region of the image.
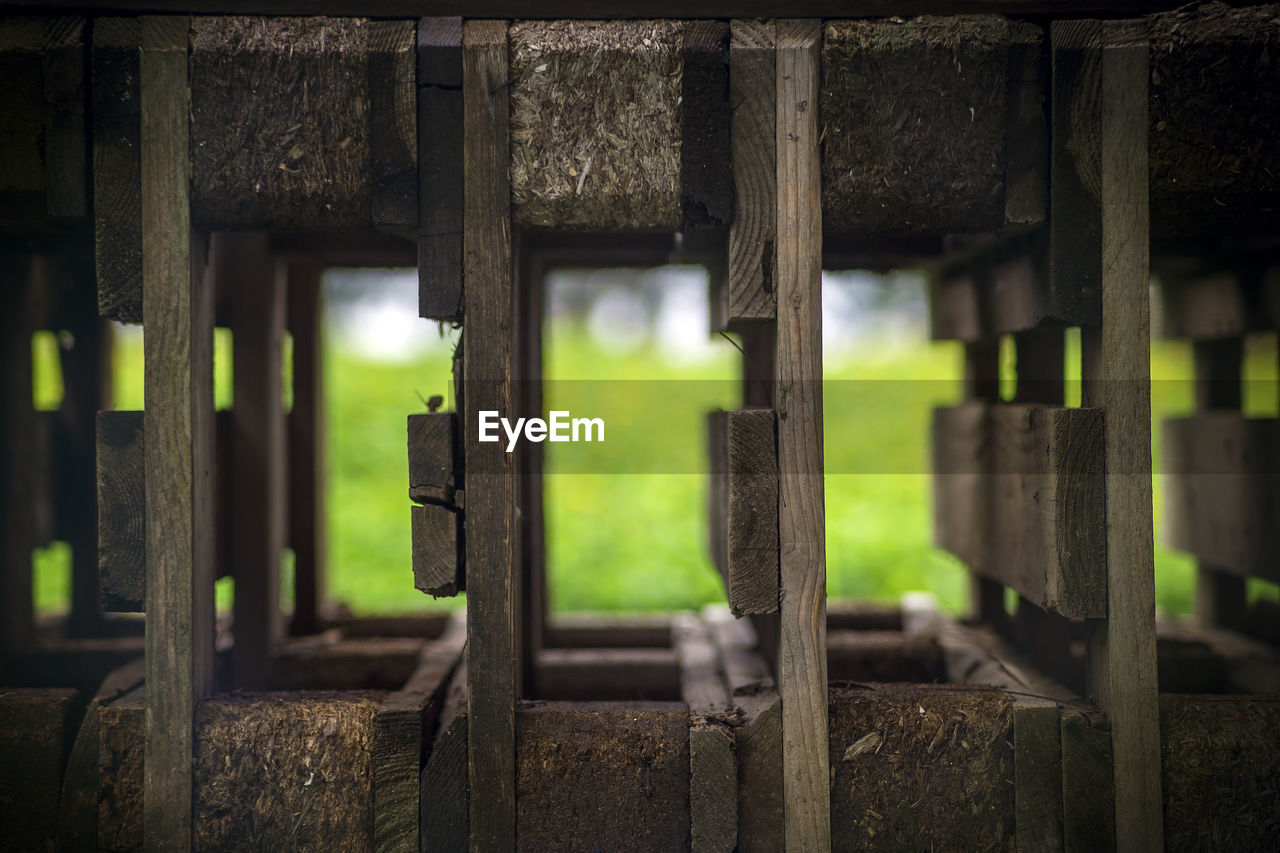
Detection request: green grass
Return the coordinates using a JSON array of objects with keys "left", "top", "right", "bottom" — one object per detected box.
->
[{"left": 29, "top": 319, "right": 1280, "bottom": 619}]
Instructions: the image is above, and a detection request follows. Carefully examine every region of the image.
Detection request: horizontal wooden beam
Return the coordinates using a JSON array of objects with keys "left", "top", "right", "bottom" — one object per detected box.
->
[
  {"left": 534, "top": 647, "right": 680, "bottom": 702},
  {"left": 934, "top": 402, "right": 1107, "bottom": 619},
  {"left": 1162, "top": 414, "right": 1280, "bottom": 583},
  {"left": 411, "top": 502, "right": 463, "bottom": 597}
]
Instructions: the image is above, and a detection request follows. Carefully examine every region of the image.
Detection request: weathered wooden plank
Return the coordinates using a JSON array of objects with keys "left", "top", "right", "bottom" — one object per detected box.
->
[
  {"left": 1154, "top": 269, "right": 1250, "bottom": 340},
  {"left": 726, "top": 19, "right": 776, "bottom": 323},
  {"left": 535, "top": 648, "right": 680, "bottom": 702},
  {"left": 0, "top": 18, "right": 48, "bottom": 224},
  {"left": 1004, "top": 21, "right": 1049, "bottom": 227},
  {"left": 140, "top": 15, "right": 214, "bottom": 851},
  {"left": 0, "top": 687, "right": 79, "bottom": 852},
  {"left": 708, "top": 409, "right": 779, "bottom": 615},
  {"left": 1061, "top": 708, "right": 1115, "bottom": 853},
  {"left": 1161, "top": 414, "right": 1280, "bottom": 584},
  {"left": 269, "top": 635, "right": 426, "bottom": 691},
  {"left": 543, "top": 615, "right": 671, "bottom": 650},
  {"left": 462, "top": 19, "right": 517, "bottom": 853},
  {"left": 220, "top": 232, "right": 286, "bottom": 689},
  {"left": 98, "top": 684, "right": 145, "bottom": 851},
  {"left": 1064, "top": 18, "right": 1163, "bottom": 851},
  {"left": 421, "top": 653, "right": 469, "bottom": 853},
  {"left": 412, "top": 503, "right": 462, "bottom": 597},
  {"left": 674, "top": 615, "right": 735, "bottom": 853},
  {"left": 286, "top": 260, "right": 325, "bottom": 636},
  {"left": 92, "top": 17, "right": 142, "bottom": 324},
  {"left": 680, "top": 21, "right": 731, "bottom": 231},
  {"left": 43, "top": 17, "right": 89, "bottom": 218},
  {"left": 929, "top": 266, "right": 986, "bottom": 342},
  {"left": 417, "top": 17, "right": 464, "bottom": 322},
  {"left": 822, "top": 16, "right": 1044, "bottom": 237},
  {"left": 408, "top": 411, "right": 459, "bottom": 506},
  {"left": 509, "top": 20, "right": 683, "bottom": 231},
  {"left": 374, "top": 612, "right": 466, "bottom": 853},
  {"left": 98, "top": 410, "right": 145, "bottom": 612},
  {"left": 775, "top": 20, "right": 828, "bottom": 850},
  {"left": 369, "top": 19, "right": 418, "bottom": 227},
  {"left": 515, "top": 703, "right": 691, "bottom": 851},
  {"left": 932, "top": 402, "right": 991, "bottom": 572},
  {"left": 190, "top": 16, "right": 372, "bottom": 230},
  {"left": 515, "top": 236, "right": 546, "bottom": 700}
]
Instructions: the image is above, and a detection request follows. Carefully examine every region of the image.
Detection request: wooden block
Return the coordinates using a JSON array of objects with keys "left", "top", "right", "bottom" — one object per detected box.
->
[
  {"left": 1162, "top": 414, "right": 1280, "bottom": 583},
  {"left": 680, "top": 21, "right": 731, "bottom": 231},
  {"left": 1004, "top": 23, "right": 1049, "bottom": 227},
  {"left": 373, "top": 613, "right": 466, "bottom": 853},
  {"left": 1159, "top": 694, "right": 1280, "bottom": 852},
  {"left": 1155, "top": 270, "right": 1249, "bottom": 340},
  {"left": 269, "top": 636, "right": 426, "bottom": 691},
  {"left": 98, "top": 685, "right": 145, "bottom": 851},
  {"left": 535, "top": 648, "right": 680, "bottom": 702},
  {"left": 826, "top": 630, "right": 945, "bottom": 683},
  {"left": 675, "top": 615, "right": 737, "bottom": 853},
  {"left": 421, "top": 654, "right": 469, "bottom": 853},
  {"left": 709, "top": 409, "right": 780, "bottom": 616},
  {"left": 775, "top": 20, "right": 829, "bottom": 852},
  {"left": 462, "top": 20, "right": 518, "bottom": 852},
  {"left": 1014, "top": 700, "right": 1065, "bottom": 853},
  {"left": 509, "top": 20, "right": 682, "bottom": 231},
  {"left": 286, "top": 261, "right": 326, "bottom": 636},
  {"left": 1066, "top": 19, "right": 1163, "bottom": 851},
  {"left": 369, "top": 20, "right": 417, "bottom": 227},
  {"left": 92, "top": 17, "right": 142, "bottom": 324},
  {"left": 140, "top": 16, "right": 215, "bottom": 849},
  {"left": 190, "top": 17, "right": 373, "bottom": 230},
  {"left": 1149, "top": 4, "right": 1280, "bottom": 237},
  {"left": 988, "top": 404, "right": 1106, "bottom": 619},
  {"left": 417, "top": 17, "right": 463, "bottom": 322},
  {"left": 42, "top": 17, "right": 89, "bottom": 219},
  {"left": 193, "top": 693, "right": 382, "bottom": 851},
  {"left": 829, "top": 683, "right": 1016, "bottom": 851},
  {"left": 822, "top": 16, "right": 1045, "bottom": 237},
  {"left": 515, "top": 702, "right": 691, "bottom": 851},
  {"left": 0, "top": 687, "right": 79, "bottom": 852},
  {"left": 1, "top": 253, "right": 38, "bottom": 654},
  {"left": 411, "top": 503, "right": 462, "bottom": 598},
  {"left": 726, "top": 20, "right": 776, "bottom": 323},
  {"left": 97, "top": 410, "right": 145, "bottom": 612},
  {"left": 0, "top": 18, "right": 47, "bottom": 224},
  {"left": 407, "top": 411, "right": 459, "bottom": 505},
  {"left": 932, "top": 402, "right": 991, "bottom": 572},
  {"left": 929, "top": 266, "right": 986, "bottom": 342},
  {"left": 674, "top": 613, "right": 731, "bottom": 717},
  {"left": 1061, "top": 709, "right": 1114, "bottom": 853},
  {"left": 543, "top": 615, "right": 671, "bottom": 650}
]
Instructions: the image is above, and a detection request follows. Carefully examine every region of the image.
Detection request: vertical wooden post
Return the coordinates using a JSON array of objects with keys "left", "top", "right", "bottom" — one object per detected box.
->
[
  {"left": 287, "top": 261, "right": 326, "bottom": 636},
  {"left": 516, "top": 237, "right": 545, "bottom": 698},
  {"left": 963, "top": 336, "right": 1003, "bottom": 626},
  {"left": 221, "top": 232, "right": 286, "bottom": 688},
  {"left": 0, "top": 251, "right": 37, "bottom": 657},
  {"left": 139, "top": 15, "right": 214, "bottom": 851},
  {"left": 463, "top": 19, "right": 518, "bottom": 853},
  {"left": 775, "top": 19, "right": 829, "bottom": 852},
  {"left": 1191, "top": 337, "right": 1247, "bottom": 630},
  {"left": 1060, "top": 18, "right": 1163, "bottom": 850}
]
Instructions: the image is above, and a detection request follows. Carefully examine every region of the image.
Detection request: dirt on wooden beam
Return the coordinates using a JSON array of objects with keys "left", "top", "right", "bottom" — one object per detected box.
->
[
  {"left": 510, "top": 20, "right": 684, "bottom": 232},
  {"left": 194, "top": 692, "right": 384, "bottom": 851},
  {"left": 190, "top": 16, "right": 373, "bottom": 230},
  {"left": 828, "top": 683, "right": 1016, "bottom": 851},
  {"left": 1148, "top": 2, "right": 1280, "bottom": 238},
  {"left": 0, "top": 687, "right": 79, "bottom": 851},
  {"left": 515, "top": 701, "right": 690, "bottom": 851},
  {"left": 1160, "top": 693, "right": 1280, "bottom": 850},
  {"left": 821, "top": 16, "right": 1043, "bottom": 237}
]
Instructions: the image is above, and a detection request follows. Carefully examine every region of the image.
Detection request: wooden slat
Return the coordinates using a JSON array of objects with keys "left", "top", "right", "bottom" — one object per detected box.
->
[
  {"left": 932, "top": 402, "right": 991, "bottom": 573},
  {"left": 535, "top": 648, "right": 680, "bottom": 702},
  {"left": 515, "top": 236, "right": 545, "bottom": 699},
  {"left": 1004, "top": 22, "right": 1048, "bottom": 227},
  {"left": 92, "top": 17, "right": 142, "bottom": 324},
  {"left": 43, "top": 17, "right": 89, "bottom": 218},
  {"left": 726, "top": 19, "right": 776, "bottom": 324},
  {"left": 421, "top": 655, "right": 469, "bottom": 852},
  {"left": 139, "top": 15, "right": 214, "bottom": 851},
  {"left": 1161, "top": 414, "right": 1280, "bottom": 584},
  {"left": 680, "top": 21, "right": 732, "bottom": 231},
  {"left": 709, "top": 409, "right": 780, "bottom": 616},
  {"left": 369, "top": 19, "right": 418, "bottom": 227},
  {"left": 220, "top": 232, "right": 286, "bottom": 688},
  {"left": 1063, "top": 18, "right": 1163, "bottom": 851},
  {"left": 373, "top": 612, "right": 467, "bottom": 853},
  {"left": 1061, "top": 709, "right": 1114, "bottom": 853},
  {"left": 1, "top": 252, "right": 37, "bottom": 654},
  {"left": 418, "top": 16, "right": 464, "bottom": 322},
  {"left": 412, "top": 502, "right": 463, "bottom": 597},
  {"left": 775, "top": 20, "right": 828, "bottom": 850},
  {"left": 462, "top": 19, "right": 518, "bottom": 853},
  {"left": 929, "top": 265, "right": 986, "bottom": 342},
  {"left": 0, "top": 17, "right": 48, "bottom": 225},
  {"left": 408, "top": 411, "right": 459, "bottom": 506},
  {"left": 98, "top": 410, "right": 145, "bottom": 612},
  {"left": 286, "top": 260, "right": 325, "bottom": 636},
  {"left": 1155, "top": 270, "right": 1249, "bottom": 341},
  {"left": 674, "top": 614, "right": 736, "bottom": 853}
]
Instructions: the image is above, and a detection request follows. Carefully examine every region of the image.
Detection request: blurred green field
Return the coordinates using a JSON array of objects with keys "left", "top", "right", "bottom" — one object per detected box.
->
[{"left": 29, "top": 303, "right": 1280, "bottom": 619}]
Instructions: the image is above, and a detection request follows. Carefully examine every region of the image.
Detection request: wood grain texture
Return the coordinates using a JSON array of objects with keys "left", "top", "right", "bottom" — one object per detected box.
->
[
  {"left": 369, "top": 19, "right": 418, "bottom": 227},
  {"left": 535, "top": 648, "right": 680, "bottom": 702},
  {"left": 417, "top": 17, "right": 464, "bottom": 322},
  {"left": 408, "top": 412, "right": 459, "bottom": 505},
  {"left": 412, "top": 502, "right": 462, "bottom": 597},
  {"left": 0, "top": 687, "right": 79, "bottom": 852},
  {"left": 1, "top": 252, "right": 38, "bottom": 655},
  {"left": 92, "top": 17, "right": 142, "bottom": 323},
  {"left": 374, "top": 612, "right": 467, "bottom": 853},
  {"left": 462, "top": 19, "right": 517, "bottom": 853},
  {"left": 1061, "top": 709, "right": 1114, "bottom": 853},
  {"left": 711, "top": 409, "right": 779, "bottom": 616},
  {"left": 0, "top": 17, "right": 47, "bottom": 224},
  {"left": 286, "top": 261, "right": 325, "bottom": 635},
  {"left": 97, "top": 410, "right": 145, "bottom": 612},
  {"left": 1068, "top": 18, "right": 1163, "bottom": 851},
  {"left": 42, "top": 16, "right": 89, "bottom": 218},
  {"left": 727, "top": 20, "right": 776, "bottom": 323},
  {"left": 674, "top": 615, "right": 737, "bottom": 853},
  {"left": 774, "top": 21, "right": 828, "bottom": 850},
  {"left": 422, "top": 655, "right": 469, "bottom": 852},
  {"left": 219, "top": 232, "right": 286, "bottom": 689},
  {"left": 139, "top": 16, "right": 214, "bottom": 851},
  {"left": 932, "top": 402, "right": 991, "bottom": 573},
  {"left": 1004, "top": 23, "right": 1049, "bottom": 227},
  {"left": 680, "top": 20, "right": 732, "bottom": 230}
]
